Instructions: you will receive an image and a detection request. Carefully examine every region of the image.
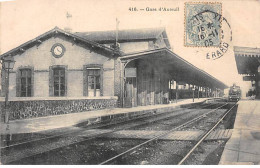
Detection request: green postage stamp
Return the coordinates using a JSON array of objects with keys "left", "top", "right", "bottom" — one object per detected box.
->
[{"left": 185, "top": 2, "right": 222, "bottom": 47}]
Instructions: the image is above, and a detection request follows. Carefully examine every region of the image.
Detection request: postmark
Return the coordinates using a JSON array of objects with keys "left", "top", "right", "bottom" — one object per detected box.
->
[
  {"left": 184, "top": 2, "right": 232, "bottom": 60},
  {"left": 185, "top": 2, "right": 222, "bottom": 47}
]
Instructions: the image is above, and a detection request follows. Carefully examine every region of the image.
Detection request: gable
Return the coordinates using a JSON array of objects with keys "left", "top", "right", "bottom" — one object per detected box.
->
[
  {"left": 10, "top": 35, "right": 114, "bottom": 72},
  {"left": 0, "top": 27, "right": 119, "bottom": 60}
]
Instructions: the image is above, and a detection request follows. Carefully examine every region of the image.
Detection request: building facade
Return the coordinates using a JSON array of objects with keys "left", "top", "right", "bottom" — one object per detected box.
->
[{"left": 0, "top": 27, "right": 227, "bottom": 120}]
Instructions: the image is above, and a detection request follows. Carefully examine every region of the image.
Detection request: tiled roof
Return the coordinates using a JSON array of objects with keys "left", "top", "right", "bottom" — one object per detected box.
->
[{"left": 75, "top": 27, "right": 170, "bottom": 47}]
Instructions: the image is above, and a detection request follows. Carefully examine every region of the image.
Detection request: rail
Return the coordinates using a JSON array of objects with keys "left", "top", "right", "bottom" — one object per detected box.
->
[{"left": 177, "top": 102, "right": 237, "bottom": 165}]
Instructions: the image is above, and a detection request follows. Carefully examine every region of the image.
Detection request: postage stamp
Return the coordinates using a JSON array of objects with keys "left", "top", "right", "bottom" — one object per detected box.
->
[{"left": 185, "top": 2, "right": 222, "bottom": 47}]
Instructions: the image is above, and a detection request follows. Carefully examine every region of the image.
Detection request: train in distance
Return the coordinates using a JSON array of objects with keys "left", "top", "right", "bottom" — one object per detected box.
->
[{"left": 228, "top": 84, "right": 241, "bottom": 101}]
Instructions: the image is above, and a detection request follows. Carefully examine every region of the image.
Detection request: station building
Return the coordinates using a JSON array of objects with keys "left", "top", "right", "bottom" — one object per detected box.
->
[
  {"left": 0, "top": 27, "right": 227, "bottom": 120},
  {"left": 234, "top": 46, "right": 260, "bottom": 99}
]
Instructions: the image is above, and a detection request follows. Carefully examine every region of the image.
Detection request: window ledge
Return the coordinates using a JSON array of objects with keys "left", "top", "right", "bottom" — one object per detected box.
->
[{"left": 0, "top": 96, "right": 118, "bottom": 102}]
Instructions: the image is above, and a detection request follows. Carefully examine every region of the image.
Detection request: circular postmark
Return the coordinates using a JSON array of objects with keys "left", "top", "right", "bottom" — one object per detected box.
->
[
  {"left": 206, "top": 10, "right": 232, "bottom": 60},
  {"left": 185, "top": 3, "right": 232, "bottom": 60}
]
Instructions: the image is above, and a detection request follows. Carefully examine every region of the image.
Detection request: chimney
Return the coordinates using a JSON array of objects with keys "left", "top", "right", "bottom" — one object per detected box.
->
[
  {"left": 110, "top": 18, "right": 120, "bottom": 51},
  {"left": 64, "top": 12, "right": 72, "bottom": 33}
]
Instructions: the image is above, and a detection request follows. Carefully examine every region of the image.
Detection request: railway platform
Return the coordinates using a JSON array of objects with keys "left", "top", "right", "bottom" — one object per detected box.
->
[
  {"left": 219, "top": 100, "right": 260, "bottom": 165},
  {"left": 0, "top": 98, "right": 210, "bottom": 135}
]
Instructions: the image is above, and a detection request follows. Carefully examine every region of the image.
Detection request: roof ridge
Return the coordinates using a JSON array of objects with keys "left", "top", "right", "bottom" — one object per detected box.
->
[{"left": 75, "top": 27, "right": 166, "bottom": 34}]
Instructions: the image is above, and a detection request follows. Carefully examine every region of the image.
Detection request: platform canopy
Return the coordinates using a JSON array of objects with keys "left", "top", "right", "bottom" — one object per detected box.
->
[
  {"left": 234, "top": 46, "right": 260, "bottom": 75},
  {"left": 121, "top": 48, "right": 228, "bottom": 90}
]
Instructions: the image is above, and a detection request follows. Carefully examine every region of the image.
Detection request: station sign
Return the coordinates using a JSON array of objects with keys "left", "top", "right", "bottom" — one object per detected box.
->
[{"left": 125, "top": 68, "right": 137, "bottom": 77}]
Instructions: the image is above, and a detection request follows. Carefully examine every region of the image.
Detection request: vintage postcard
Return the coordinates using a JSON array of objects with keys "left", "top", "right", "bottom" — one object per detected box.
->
[{"left": 0, "top": 0, "right": 259, "bottom": 165}]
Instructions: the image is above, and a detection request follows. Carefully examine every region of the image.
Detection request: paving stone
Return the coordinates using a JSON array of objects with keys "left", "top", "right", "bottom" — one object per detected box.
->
[{"left": 220, "top": 100, "right": 260, "bottom": 165}]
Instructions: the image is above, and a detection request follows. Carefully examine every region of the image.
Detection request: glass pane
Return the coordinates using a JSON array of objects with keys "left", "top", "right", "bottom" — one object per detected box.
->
[
  {"left": 53, "top": 69, "right": 59, "bottom": 76},
  {"left": 54, "top": 84, "right": 59, "bottom": 90},
  {"left": 60, "top": 84, "right": 65, "bottom": 90},
  {"left": 94, "top": 70, "right": 100, "bottom": 75},
  {"left": 54, "top": 77, "right": 60, "bottom": 82},
  {"left": 96, "top": 83, "right": 100, "bottom": 89},
  {"left": 28, "top": 78, "right": 31, "bottom": 84},
  {"left": 91, "top": 84, "right": 95, "bottom": 89},
  {"left": 21, "top": 85, "right": 26, "bottom": 91},
  {"left": 96, "top": 76, "right": 100, "bottom": 84},
  {"left": 21, "top": 70, "right": 27, "bottom": 77},
  {"left": 96, "top": 76, "right": 100, "bottom": 89},
  {"left": 27, "top": 86, "right": 31, "bottom": 96},
  {"left": 21, "top": 78, "right": 26, "bottom": 85},
  {"left": 88, "top": 70, "right": 94, "bottom": 75},
  {"left": 60, "top": 77, "right": 65, "bottom": 83},
  {"left": 27, "top": 70, "right": 31, "bottom": 76},
  {"left": 59, "top": 69, "right": 65, "bottom": 76},
  {"left": 54, "top": 90, "right": 59, "bottom": 96},
  {"left": 88, "top": 76, "right": 94, "bottom": 83},
  {"left": 60, "top": 90, "right": 65, "bottom": 96},
  {"left": 21, "top": 91, "right": 26, "bottom": 97}
]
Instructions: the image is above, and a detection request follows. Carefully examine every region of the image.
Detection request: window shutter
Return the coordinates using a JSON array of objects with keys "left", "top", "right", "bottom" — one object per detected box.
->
[
  {"left": 31, "top": 67, "right": 34, "bottom": 97},
  {"left": 65, "top": 65, "right": 68, "bottom": 96},
  {"left": 16, "top": 70, "right": 21, "bottom": 97},
  {"left": 49, "top": 67, "right": 54, "bottom": 96},
  {"left": 100, "top": 67, "right": 103, "bottom": 96},
  {"left": 83, "top": 66, "right": 88, "bottom": 96}
]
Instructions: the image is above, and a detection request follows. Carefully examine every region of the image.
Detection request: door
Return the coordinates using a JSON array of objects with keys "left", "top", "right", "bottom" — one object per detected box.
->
[{"left": 124, "top": 77, "right": 137, "bottom": 107}]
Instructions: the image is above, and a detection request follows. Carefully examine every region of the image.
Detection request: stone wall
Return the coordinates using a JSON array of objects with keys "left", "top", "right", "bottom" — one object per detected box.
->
[{"left": 0, "top": 97, "right": 117, "bottom": 121}]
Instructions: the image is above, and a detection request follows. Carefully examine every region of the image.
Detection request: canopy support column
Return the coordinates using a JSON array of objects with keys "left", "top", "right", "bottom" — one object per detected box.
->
[
  {"left": 175, "top": 81, "right": 178, "bottom": 103},
  {"left": 198, "top": 86, "right": 200, "bottom": 99}
]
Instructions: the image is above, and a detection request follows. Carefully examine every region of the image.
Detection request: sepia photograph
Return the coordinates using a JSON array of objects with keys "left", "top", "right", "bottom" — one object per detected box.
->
[{"left": 0, "top": 0, "right": 259, "bottom": 165}]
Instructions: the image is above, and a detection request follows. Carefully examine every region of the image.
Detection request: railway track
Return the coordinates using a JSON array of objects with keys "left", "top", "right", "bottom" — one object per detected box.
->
[
  {"left": 1, "top": 102, "right": 232, "bottom": 164},
  {"left": 177, "top": 103, "right": 237, "bottom": 165},
  {"left": 99, "top": 103, "right": 229, "bottom": 165},
  {"left": 1, "top": 102, "right": 212, "bottom": 149}
]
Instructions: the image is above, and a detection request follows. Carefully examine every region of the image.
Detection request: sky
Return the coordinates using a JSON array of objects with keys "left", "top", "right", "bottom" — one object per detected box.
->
[{"left": 0, "top": 0, "right": 260, "bottom": 97}]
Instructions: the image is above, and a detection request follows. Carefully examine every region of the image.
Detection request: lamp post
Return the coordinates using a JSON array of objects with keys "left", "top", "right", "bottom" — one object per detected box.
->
[
  {"left": 197, "top": 86, "right": 200, "bottom": 99},
  {"left": 192, "top": 87, "right": 195, "bottom": 102},
  {"left": 2, "top": 56, "right": 15, "bottom": 123}
]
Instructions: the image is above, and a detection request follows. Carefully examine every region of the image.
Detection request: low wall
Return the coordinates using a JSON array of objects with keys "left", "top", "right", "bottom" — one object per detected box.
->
[{"left": 0, "top": 97, "right": 118, "bottom": 120}]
